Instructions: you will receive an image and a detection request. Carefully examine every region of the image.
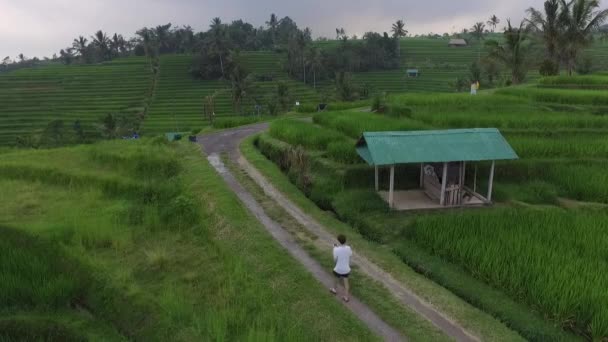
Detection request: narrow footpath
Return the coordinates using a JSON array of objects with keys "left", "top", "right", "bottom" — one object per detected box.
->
[{"left": 198, "top": 124, "right": 478, "bottom": 342}]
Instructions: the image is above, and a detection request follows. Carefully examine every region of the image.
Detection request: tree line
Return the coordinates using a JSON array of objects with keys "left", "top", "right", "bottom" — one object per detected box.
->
[{"left": 454, "top": 0, "right": 607, "bottom": 90}]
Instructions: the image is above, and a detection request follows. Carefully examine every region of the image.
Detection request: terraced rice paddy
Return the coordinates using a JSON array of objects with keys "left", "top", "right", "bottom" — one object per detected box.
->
[
  {"left": 256, "top": 75, "right": 608, "bottom": 340},
  {"left": 143, "top": 52, "right": 320, "bottom": 134},
  {"left": 0, "top": 58, "right": 151, "bottom": 145}
]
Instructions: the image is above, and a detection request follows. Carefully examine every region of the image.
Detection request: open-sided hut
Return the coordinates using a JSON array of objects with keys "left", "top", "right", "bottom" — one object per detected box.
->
[{"left": 356, "top": 128, "right": 518, "bottom": 210}]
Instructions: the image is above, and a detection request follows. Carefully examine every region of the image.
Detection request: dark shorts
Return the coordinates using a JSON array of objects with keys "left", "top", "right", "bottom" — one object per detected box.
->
[{"left": 333, "top": 271, "right": 350, "bottom": 278}]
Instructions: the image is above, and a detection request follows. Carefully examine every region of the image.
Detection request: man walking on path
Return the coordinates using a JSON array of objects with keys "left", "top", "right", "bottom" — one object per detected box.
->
[{"left": 330, "top": 234, "right": 353, "bottom": 302}]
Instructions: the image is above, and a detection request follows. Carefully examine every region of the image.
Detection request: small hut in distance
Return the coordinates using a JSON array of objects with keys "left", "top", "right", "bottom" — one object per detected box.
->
[
  {"left": 406, "top": 69, "right": 420, "bottom": 78},
  {"left": 448, "top": 38, "right": 468, "bottom": 47},
  {"left": 356, "top": 128, "right": 519, "bottom": 211}
]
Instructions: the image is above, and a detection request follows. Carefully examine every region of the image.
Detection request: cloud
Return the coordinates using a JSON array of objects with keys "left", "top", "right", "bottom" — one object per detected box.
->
[{"left": 0, "top": 0, "right": 547, "bottom": 59}]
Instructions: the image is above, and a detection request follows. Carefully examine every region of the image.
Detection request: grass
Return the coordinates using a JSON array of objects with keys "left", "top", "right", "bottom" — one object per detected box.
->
[
  {"left": 409, "top": 208, "right": 608, "bottom": 339},
  {"left": 252, "top": 74, "right": 608, "bottom": 340},
  {"left": 496, "top": 86, "right": 608, "bottom": 105},
  {"left": 225, "top": 155, "right": 451, "bottom": 341},
  {"left": 269, "top": 119, "right": 350, "bottom": 150},
  {"left": 241, "top": 134, "right": 525, "bottom": 342},
  {"left": 144, "top": 53, "right": 321, "bottom": 135},
  {"left": 0, "top": 58, "right": 151, "bottom": 145},
  {"left": 0, "top": 138, "right": 377, "bottom": 341},
  {"left": 313, "top": 110, "right": 429, "bottom": 139}
]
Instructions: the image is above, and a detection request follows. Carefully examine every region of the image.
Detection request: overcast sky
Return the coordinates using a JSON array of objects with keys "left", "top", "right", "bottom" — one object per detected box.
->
[{"left": 1, "top": 0, "right": 549, "bottom": 59}]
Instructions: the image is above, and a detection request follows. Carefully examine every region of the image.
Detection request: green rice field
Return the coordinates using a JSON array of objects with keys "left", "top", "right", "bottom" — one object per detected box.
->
[{"left": 255, "top": 75, "right": 608, "bottom": 340}]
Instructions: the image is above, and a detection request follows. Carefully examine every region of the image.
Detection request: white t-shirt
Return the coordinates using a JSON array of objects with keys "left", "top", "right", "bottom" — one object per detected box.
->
[{"left": 333, "top": 245, "right": 352, "bottom": 275}]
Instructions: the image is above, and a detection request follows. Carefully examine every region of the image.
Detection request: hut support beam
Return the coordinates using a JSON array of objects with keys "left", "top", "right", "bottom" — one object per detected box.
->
[
  {"left": 389, "top": 165, "right": 395, "bottom": 209},
  {"left": 419, "top": 163, "right": 424, "bottom": 188},
  {"left": 440, "top": 162, "right": 448, "bottom": 206},
  {"left": 375, "top": 166, "right": 379, "bottom": 191},
  {"left": 487, "top": 161, "right": 495, "bottom": 202}
]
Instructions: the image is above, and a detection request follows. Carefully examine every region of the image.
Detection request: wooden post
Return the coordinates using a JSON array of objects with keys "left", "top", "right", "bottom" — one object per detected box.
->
[
  {"left": 440, "top": 162, "right": 448, "bottom": 206},
  {"left": 473, "top": 164, "right": 478, "bottom": 193},
  {"left": 419, "top": 163, "right": 424, "bottom": 188},
  {"left": 389, "top": 165, "right": 395, "bottom": 209},
  {"left": 487, "top": 161, "right": 495, "bottom": 202},
  {"left": 375, "top": 166, "right": 379, "bottom": 192}
]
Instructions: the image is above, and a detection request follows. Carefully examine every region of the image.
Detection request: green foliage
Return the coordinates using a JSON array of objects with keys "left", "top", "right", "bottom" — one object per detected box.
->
[
  {"left": 212, "top": 116, "right": 265, "bottom": 129},
  {"left": 269, "top": 119, "right": 347, "bottom": 150},
  {"left": 575, "top": 55, "right": 594, "bottom": 75},
  {"left": 496, "top": 87, "right": 608, "bottom": 105},
  {"left": 409, "top": 209, "right": 608, "bottom": 339},
  {"left": 327, "top": 141, "right": 360, "bottom": 164},
  {"left": 314, "top": 111, "right": 428, "bottom": 138},
  {"left": 539, "top": 59, "right": 559, "bottom": 76},
  {"left": 539, "top": 75, "right": 608, "bottom": 87}
]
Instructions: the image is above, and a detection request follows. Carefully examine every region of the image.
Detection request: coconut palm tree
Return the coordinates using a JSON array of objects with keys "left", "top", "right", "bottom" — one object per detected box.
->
[
  {"left": 209, "top": 18, "right": 229, "bottom": 78},
  {"left": 266, "top": 13, "right": 279, "bottom": 44},
  {"left": 527, "top": 0, "right": 563, "bottom": 69},
  {"left": 487, "top": 15, "right": 501, "bottom": 32},
  {"left": 91, "top": 30, "right": 110, "bottom": 60},
  {"left": 391, "top": 20, "right": 408, "bottom": 58},
  {"left": 72, "top": 36, "right": 88, "bottom": 56},
  {"left": 471, "top": 22, "right": 486, "bottom": 41},
  {"left": 306, "top": 46, "right": 323, "bottom": 89},
  {"left": 486, "top": 20, "right": 531, "bottom": 84},
  {"left": 559, "top": 0, "right": 608, "bottom": 75},
  {"left": 471, "top": 22, "right": 487, "bottom": 60}
]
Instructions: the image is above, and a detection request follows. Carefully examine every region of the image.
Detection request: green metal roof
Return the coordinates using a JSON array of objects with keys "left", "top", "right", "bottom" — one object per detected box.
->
[{"left": 356, "top": 128, "right": 518, "bottom": 166}]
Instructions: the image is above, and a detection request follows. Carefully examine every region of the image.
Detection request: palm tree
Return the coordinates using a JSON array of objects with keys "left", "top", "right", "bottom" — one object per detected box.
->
[
  {"left": 17, "top": 53, "right": 26, "bottom": 63},
  {"left": 210, "top": 18, "right": 228, "bottom": 78},
  {"left": 559, "top": 0, "right": 608, "bottom": 75},
  {"left": 335, "top": 28, "right": 346, "bottom": 40},
  {"left": 306, "top": 47, "right": 323, "bottom": 89},
  {"left": 471, "top": 22, "right": 487, "bottom": 60},
  {"left": 91, "top": 30, "right": 110, "bottom": 60},
  {"left": 296, "top": 31, "right": 308, "bottom": 83},
  {"left": 471, "top": 22, "right": 486, "bottom": 41},
  {"left": 266, "top": 13, "right": 279, "bottom": 44},
  {"left": 109, "top": 34, "right": 127, "bottom": 57},
  {"left": 486, "top": 20, "right": 531, "bottom": 84},
  {"left": 487, "top": 15, "right": 501, "bottom": 32},
  {"left": 72, "top": 36, "right": 88, "bottom": 57},
  {"left": 527, "top": 0, "right": 562, "bottom": 69},
  {"left": 391, "top": 20, "right": 408, "bottom": 58},
  {"left": 154, "top": 23, "right": 172, "bottom": 53}
]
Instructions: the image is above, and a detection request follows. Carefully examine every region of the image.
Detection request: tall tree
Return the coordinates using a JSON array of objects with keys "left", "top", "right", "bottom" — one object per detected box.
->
[
  {"left": 266, "top": 13, "right": 279, "bottom": 45},
  {"left": 559, "top": 0, "right": 608, "bottom": 75},
  {"left": 486, "top": 20, "right": 531, "bottom": 84},
  {"left": 471, "top": 22, "right": 487, "bottom": 60},
  {"left": 391, "top": 19, "right": 408, "bottom": 58},
  {"left": 527, "top": 0, "right": 562, "bottom": 69},
  {"left": 306, "top": 46, "right": 323, "bottom": 89},
  {"left": 72, "top": 36, "right": 88, "bottom": 57},
  {"left": 209, "top": 18, "right": 228, "bottom": 78},
  {"left": 91, "top": 30, "right": 111, "bottom": 60},
  {"left": 487, "top": 15, "right": 501, "bottom": 32}
]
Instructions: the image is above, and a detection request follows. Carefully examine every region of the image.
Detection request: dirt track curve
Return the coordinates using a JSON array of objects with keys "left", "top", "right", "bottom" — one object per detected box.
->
[{"left": 199, "top": 124, "right": 478, "bottom": 342}]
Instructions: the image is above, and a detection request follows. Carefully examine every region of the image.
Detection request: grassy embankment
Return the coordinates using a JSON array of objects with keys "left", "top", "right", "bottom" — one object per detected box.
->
[{"left": 0, "top": 138, "right": 377, "bottom": 341}]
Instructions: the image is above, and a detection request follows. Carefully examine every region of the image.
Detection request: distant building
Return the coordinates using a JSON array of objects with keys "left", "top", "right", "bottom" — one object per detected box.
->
[
  {"left": 406, "top": 69, "right": 419, "bottom": 78},
  {"left": 448, "top": 39, "right": 468, "bottom": 47}
]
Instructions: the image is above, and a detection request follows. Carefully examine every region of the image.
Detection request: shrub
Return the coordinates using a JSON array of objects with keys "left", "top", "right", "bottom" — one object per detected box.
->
[
  {"left": 269, "top": 120, "right": 347, "bottom": 150},
  {"left": 576, "top": 56, "right": 593, "bottom": 75},
  {"left": 539, "top": 59, "right": 559, "bottom": 76},
  {"left": 212, "top": 116, "right": 264, "bottom": 129},
  {"left": 327, "top": 141, "right": 360, "bottom": 164}
]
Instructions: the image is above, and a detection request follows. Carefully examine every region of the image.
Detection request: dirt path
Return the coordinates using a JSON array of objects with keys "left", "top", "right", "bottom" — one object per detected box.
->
[
  {"left": 199, "top": 124, "right": 404, "bottom": 342},
  {"left": 198, "top": 124, "right": 478, "bottom": 341}
]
